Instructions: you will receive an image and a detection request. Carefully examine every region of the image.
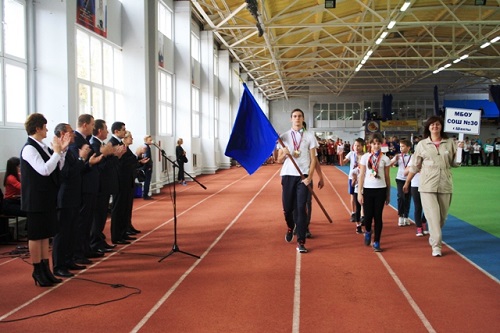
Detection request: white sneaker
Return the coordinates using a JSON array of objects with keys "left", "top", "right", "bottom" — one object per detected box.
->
[
  {"left": 398, "top": 217, "right": 405, "bottom": 227},
  {"left": 404, "top": 217, "right": 410, "bottom": 226},
  {"left": 432, "top": 250, "right": 442, "bottom": 257}
]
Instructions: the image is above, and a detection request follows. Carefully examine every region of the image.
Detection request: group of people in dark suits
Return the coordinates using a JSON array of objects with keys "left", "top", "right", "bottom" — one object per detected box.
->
[{"left": 21, "top": 113, "right": 149, "bottom": 287}]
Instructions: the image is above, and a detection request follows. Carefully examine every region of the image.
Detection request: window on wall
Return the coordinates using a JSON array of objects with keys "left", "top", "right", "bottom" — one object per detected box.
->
[
  {"left": 76, "top": 28, "right": 123, "bottom": 121},
  {"left": 192, "top": 87, "right": 200, "bottom": 137},
  {"left": 191, "top": 33, "right": 200, "bottom": 62},
  {"left": 158, "top": 70, "right": 173, "bottom": 136},
  {"left": 214, "top": 97, "right": 219, "bottom": 139},
  {"left": 158, "top": 1, "right": 172, "bottom": 39},
  {"left": 364, "top": 100, "right": 434, "bottom": 120},
  {"left": 1, "top": 0, "right": 28, "bottom": 126},
  {"left": 313, "top": 102, "right": 362, "bottom": 126},
  {"left": 157, "top": 0, "right": 173, "bottom": 136}
]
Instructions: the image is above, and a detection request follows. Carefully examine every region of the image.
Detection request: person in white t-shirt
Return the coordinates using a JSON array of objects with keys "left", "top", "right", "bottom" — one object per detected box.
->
[
  {"left": 343, "top": 138, "right": 365, "bottom": 224},
  {"left": 357, "top": 133, "right": 391, "bottom": 252},
  {"left": 390, "top": 139, "right": 412, "bottom": 227},
  {"left": 277, "top": 109, "right": 318, "bottom": 253}
]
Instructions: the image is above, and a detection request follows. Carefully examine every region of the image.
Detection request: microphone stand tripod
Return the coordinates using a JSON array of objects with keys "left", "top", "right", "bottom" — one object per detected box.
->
[{"left": 152, "top": 144, "right": 205, "bottom": 262}]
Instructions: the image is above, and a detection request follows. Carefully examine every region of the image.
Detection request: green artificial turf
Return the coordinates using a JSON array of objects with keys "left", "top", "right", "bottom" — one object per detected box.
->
[{"left": 390, "top": 166, "right": 500, "bottom": 238}]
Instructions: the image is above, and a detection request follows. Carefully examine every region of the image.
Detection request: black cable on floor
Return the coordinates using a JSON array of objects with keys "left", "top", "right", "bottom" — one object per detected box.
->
[{"left": 0, "top": 277, "right": 141, "bottom": 323}]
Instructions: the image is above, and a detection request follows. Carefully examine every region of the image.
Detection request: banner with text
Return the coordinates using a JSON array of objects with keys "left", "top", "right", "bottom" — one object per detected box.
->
[{"left": 444, "top": 107, "right": 481, "bottom": 135}]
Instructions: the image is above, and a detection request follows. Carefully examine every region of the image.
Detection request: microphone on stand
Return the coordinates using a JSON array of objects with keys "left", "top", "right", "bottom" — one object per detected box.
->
[{"left": 152, "top": 142, "right": 166, "bottom": 155}]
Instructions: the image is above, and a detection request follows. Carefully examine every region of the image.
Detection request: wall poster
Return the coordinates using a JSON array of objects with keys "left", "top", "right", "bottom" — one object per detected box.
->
[{"left": 77, "top": 0, "right": 107, "bottom": 38}]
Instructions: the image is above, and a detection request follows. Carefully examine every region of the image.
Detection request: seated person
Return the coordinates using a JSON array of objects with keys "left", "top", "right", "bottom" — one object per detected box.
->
[{"left": 2, "top": 157, "right": 26, "bottom": 217}]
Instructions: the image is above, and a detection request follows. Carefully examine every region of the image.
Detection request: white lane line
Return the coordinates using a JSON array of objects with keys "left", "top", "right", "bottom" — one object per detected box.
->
[
  {"left": 131, "top": 168, "right": 281, "bottom": 332},
  {"left": 292, "top": 252, "right": 302, "bottom": 333},
  {"left": 377, "top": 253, "right": 437, "bottom": 333}
]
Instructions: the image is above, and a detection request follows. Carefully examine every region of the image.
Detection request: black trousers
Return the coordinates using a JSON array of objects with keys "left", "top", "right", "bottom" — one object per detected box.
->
[
  {"left": 111, "top": 188, "right": 133, "bottom": 242},
  {"left": 411, "top": 186, "right": 426, "bottom": 228},
  {"left": 53, "top": 207, "right": 78, "bottom": 269},
  {"left": 282, "top": 175, "right": 309, "bottom": 244},
  {"left": 74, "top": 193, "right": 96, "bottom": 260},
  {"left": 90, "top": 192, "right": 111, "bottom": 251},
  {"left": 143, "top": 168, "right": 152, "bottom": 197},
  {"left": 362, "top": 187, "right": 386, "bottom": 243},
  {"left": 177, "top": 161, "right": 185, "bottom": 181},
  {"left": 396, "top": 179, "right": 411, "bottom": 218}
]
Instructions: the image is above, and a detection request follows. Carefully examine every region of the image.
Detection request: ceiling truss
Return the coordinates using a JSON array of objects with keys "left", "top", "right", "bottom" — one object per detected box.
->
[{"left": 191, "top": 0, "right": 500, "bottom": 100}]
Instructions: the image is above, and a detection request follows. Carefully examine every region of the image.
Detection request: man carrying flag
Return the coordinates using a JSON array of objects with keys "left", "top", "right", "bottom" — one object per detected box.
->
[{"left": 277, "top": 108, "right": 318, "bottom": 253}]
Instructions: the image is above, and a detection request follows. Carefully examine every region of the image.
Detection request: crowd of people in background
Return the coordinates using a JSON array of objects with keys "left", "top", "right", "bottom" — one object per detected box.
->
[
  {"left": 462, "top": 136, "right": 500, "bottom": 166},
  {"left": 315, "top": 134, "right": 500, "bottom": 167}
]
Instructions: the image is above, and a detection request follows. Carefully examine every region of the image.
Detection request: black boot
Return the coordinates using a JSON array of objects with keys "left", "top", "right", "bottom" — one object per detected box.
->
[
  {"left": 32, "top": 263, "right": 53, "bottom": 287},
  {"left": 41, "top": 259, "right": 63, "bottom": 284}
]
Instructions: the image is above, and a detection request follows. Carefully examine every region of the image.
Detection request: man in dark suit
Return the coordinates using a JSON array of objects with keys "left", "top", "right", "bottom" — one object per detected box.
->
[
  {"left": 70, "top": 114, "right": 105, "bottom": 264},
  {"left": 108, "top": 121, "right": 134, "bottom": 244},
  {"left": 52, "top": 123, "right": 88, "bottom": 277},
  {"left": 89, "top": 119, "right": 121, "bottom": 251}
]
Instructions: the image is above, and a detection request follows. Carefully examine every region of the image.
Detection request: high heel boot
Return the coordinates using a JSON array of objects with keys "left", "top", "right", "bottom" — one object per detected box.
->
[
  {"left": 41, "top": 259, "right": 62, "bottom": 284},
  {"left": 32, "top": 263, "right": 54, "bottom": 287}
]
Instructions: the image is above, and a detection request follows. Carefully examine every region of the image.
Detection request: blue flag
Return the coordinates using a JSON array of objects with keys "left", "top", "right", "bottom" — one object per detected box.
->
[{"left": 225, "top": 84, "right": 279, "bottom": 175}]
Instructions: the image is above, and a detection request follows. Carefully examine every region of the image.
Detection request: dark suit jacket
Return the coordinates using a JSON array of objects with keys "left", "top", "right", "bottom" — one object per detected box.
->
[
  {"left": 57, "top": 148, "right": 85, "bottom": 208},
  {"left": 120, "top": 147, "right": 139, "bottom": 190},
  {"left": 71, "top": 131, "right": 99, "bottom": 194},
  {"left": 101, "top": 136, "right": 123, "bottom": 194},
  {"left": 89, "top": 136, "right": 119, "bottom": 195}
]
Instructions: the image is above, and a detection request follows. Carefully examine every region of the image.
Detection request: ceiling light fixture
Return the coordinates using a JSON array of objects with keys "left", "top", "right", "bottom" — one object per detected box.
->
[
  {"left": 400, "top": 2, "right": 411, "bottom": 12},
  {"left": 480, "top": 42, "right": 491, "bottom": 48},
  {"left": 325, "top": 0, "right": 336, "bottom": 9},
  {"left": 491, "top": 36, "right": 500, "bottom": 43},
  {"left": 387, "top": 21, "right": 396, "bottom": 29}
]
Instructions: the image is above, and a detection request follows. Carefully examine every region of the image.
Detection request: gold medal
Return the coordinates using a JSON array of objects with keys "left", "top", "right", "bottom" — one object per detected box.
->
[{"left": 293, "top": 150, "right": 301, "bottom": 157}]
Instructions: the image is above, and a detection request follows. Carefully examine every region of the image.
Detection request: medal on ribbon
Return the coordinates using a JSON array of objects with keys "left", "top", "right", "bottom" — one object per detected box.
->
[
  {"left": 368, "top": 151, "right": 382, "bottom": 179},
  {"left": 291, "top": 130, "right": 303, "bottom": 158},
  {"left": 401, "top": 153, "right": 411, "bottom": 168}
]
